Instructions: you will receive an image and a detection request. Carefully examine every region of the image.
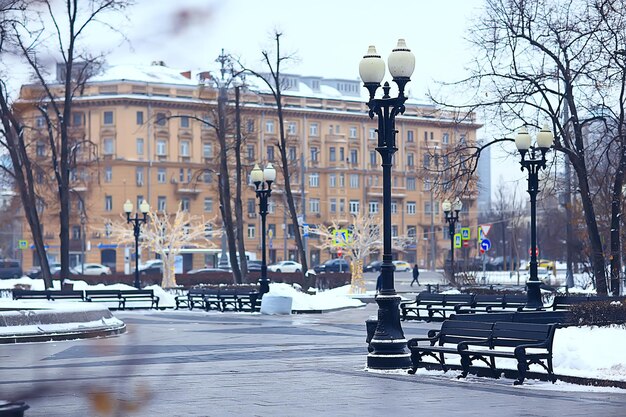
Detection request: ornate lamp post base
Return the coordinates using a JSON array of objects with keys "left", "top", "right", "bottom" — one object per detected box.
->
[
  {"left": 367, "top": 294, "right": 411, "bottom": 370},
  {"left": 525, "top": 280, "right": 543, "bottom": 309}
]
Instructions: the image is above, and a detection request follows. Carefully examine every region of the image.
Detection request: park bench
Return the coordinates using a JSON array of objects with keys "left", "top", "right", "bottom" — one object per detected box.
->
[
  {"left": 13, "top": 289, "right": 85, "bottom": 301},
  {"left": 85, "top": 289, "right": 159, "bottom": 310},
  {"left": 456, "top": 294, "right": 530, "bottom": 314},
  {"left": 401, "top": 293, "right": 475, "bottom": 321},
  {"left": 203, "top": 288, "right": 224, "bottom": 311},
  {"left": 450, "top": 310, "right": 572, "bottom": 325},
  {"left": 216, "top": 288, "right": 260, "bottom": 312},
  {"left": 457, "top": 321, "right": 558, "bottom": 385},
  {"left": 175, "top": 288, "right": 207, "bottom": 310},
  {"left": 408, "top": 320, "right": 494, "bottom": 373}
]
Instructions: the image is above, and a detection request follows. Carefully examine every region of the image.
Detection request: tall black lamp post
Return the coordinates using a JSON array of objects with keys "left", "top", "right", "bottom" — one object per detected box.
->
[
  {"left": 251, "top": 163, "right": 276, "bottom": 296},
  {"left": 124, "top": 199, "right": 150, "bottom": 289},
  {"left": 515, "top": 125, "right": 554, "bottom": 309},
  {"left": 443, "top": 198, "right": 462, "bottom": 281},
  {"left": 360, "top": 39, "right": 415, "bottom": 370}
]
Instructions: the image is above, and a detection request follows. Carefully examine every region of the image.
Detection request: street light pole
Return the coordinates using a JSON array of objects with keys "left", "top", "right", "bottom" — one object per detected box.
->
[
  {"left": 359, "top": 39, "right": 415, "bottom": 370},
  {"left": 251, "top": 163, "right": 276, "bottom": 296},
  {"left": 124, "top": 199, "right": 150, "bottom": 289},
  {"left": 443, "top": 199, "right": 462, "bottom": 282},
  {"left": 515, "top": 125, "right": 554, "bottom": 309}
]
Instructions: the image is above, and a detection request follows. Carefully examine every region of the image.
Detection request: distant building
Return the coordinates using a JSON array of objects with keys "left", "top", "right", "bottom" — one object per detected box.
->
[{"left": 15, "top": 63, "right": 481, "bottom": 272}]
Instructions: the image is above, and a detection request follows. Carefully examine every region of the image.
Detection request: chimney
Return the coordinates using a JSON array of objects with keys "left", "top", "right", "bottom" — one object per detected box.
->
[{"left": 180, "top": 71, "right": 191, "bottom": 79}]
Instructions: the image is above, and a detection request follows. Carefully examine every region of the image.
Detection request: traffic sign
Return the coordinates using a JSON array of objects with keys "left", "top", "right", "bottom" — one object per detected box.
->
[
  {"left": 302, "top": 224, "right": 309, "bottom": 237},
  {"left": 18, "top": 240, "right": 27, "bottom": 250},
  {"left": 481, "top": 224, "right": 492, "bottom": 237},
  {"left": 480, "top": 238, "right": 492, "bottom": 252},
  {"left": 461, "top": 227, "right": 470, "bottom": 241},
  {"left": 462, "top": 240, "right": 470, "bottom": 248},
  {"left": 454, "top": 233, "right": 462, "bottom": 249},
  {"left": 529, "top": 247, "right": 539, "bottom": 256}
]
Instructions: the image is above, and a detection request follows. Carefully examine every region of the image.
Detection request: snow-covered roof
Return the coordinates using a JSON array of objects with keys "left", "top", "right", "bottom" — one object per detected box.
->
[{"left": 90, "top": 64, "right": 197, "bottom": 87}]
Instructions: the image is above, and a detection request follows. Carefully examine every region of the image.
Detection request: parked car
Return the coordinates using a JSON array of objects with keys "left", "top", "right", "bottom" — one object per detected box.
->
[
  {"left": 71, "top": 263, "right": 112, "bottom": 276},
  {"left": 139, "top": 259, "right": 163, "bottom": 271},
  {"left": 140, "top": 264, "right": 163, "bottom": 275},
  {"left": 267, "top": 260, "right": 302, "bottom": 273},
  {"left": 0, "top": 259, "right": 22, "bottom": 279},
  {"left": 187, "top": 268, "right": 224, "bottom": 274},
  {"left": 364, "top": 260, "right": 383, "bottom": 272},
  {"left": 26, "top": 262, "right": 61, "bottom": 279},
  {"left": 392, "top": 260, "right": 411, "bottom": 272},
  {"left": 314, "top": 258, "right": 350, "bottom": 274},
  {"left": 247, "top": 260, "right": 262, "bottom": 272}
]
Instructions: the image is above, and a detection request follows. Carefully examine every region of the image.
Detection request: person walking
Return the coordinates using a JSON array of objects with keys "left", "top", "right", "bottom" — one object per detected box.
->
[{"left": 411, "top": 264, "right": 420, "bottom": 286}]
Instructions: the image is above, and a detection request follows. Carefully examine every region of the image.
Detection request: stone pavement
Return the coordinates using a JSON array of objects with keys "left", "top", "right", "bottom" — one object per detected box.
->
[{"left": 1, "top": 304, "right": 625, "bottom": 417}]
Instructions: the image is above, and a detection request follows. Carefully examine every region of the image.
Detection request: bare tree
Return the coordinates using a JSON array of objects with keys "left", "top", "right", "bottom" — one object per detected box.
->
[
  {"left": 432, "top": 0, "right": 626, "bottom": 295},
  {"left": 239, "top": 31, "right": 310, "bottom": 286}
]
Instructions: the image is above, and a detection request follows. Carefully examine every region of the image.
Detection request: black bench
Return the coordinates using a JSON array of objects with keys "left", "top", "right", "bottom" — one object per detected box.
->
[
  {"left": 175, "top": 288, "right": 207, "bottom": 310},
  {"left": 215, "top": 289, "right": 260, "bottom": 312},
  {"left": 450, "top": 310, "right": 572, "bottom": 325},
  {"left": 13, "top": 289, "right": 85, "bottom": 301},
  {"left": 458, "top": 322, "right": 557, "bottom": 385},
  {"left": 85, "top": 289, "right": 158, "bottom": 310},
  {"left": 408, "top": 320, "right": 494, "bottom": 373},
  {"left": 401, "top": 293, "right": 475, "bottom": 321}
]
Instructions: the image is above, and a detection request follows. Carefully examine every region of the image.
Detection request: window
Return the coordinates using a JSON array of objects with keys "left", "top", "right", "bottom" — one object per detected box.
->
[
  {"left": 309, "top": 173, "right": 319, "bottom": 187},
  {"left": 350, "top": 174, "right": 359, "bottom": 188},
  {"left": 156, "top": 139, "right": 167, "bottom": 156},
  {"left": 204, "top": 198, "right": 213, "bottom": 212},
  {"left": 369, "top": 201, "right": 379, "bottom": 214},
  {"left": 267, "top": 145, "right": 275, "bottom": 161},
  {"left": 103, "top": 138, "right": 114, "bottom": 155},
  {"left": 407, "top": 130, "right": 414, "bottom": 142},
  {"left": 289, "top": 146, "right": 297, "bottom": 161},
  {"left": 425, "top": 201, "right": 432, "bottom": 214},
  {"left": 391, "top": 225, "right": 398, "bottom": 238},
  {"left": 430, "top": 132, "right": 434, "bottom": 140},
  {"left": 339, "top": 147, "right": 345, "bottom": 161},
  {"left": 181, "top": 197, "right": 190, "bottom": 212},
  {"left": 157, "top": 168, "right": 166, "bottom": 184},
  {"left": 246, "top": 145, "right": 255, "bottom": 160},
  {"left": 136, "top": 167, "right": 144, "bottom": 186},
  {"left": 247, "top": 198, "right": 255, "bottom": 214},
  {"left": 435, "top": 202, "right": 440, "bottom": 215},
  {"left": 104, "top": 166, "right": 112, "bottom": 183},
  {"left": 407, "top": 202, "right": 416, "bottom": 215},
  {"left": 180, "top": 115, "right": 190, "bottom": 128},
  {"left": 180, "top": 140, "right": 190, "bottom": 157},
  {"left": 103, "top": 111, "right": 113, "bottom": 125},
  {"left": 349, "top": 127, "right": 357, "bottom": 138},
  {"left": 369, "top": 128, "right": 376, "bottom": 140},
  {"left": 104, "top": 222, "right": 112, "bottom": 237},
  {"left": 246, "top": 119, "right": 254, "bottom": 133},
  {"left": 156, "top": 112, "right": 167, "bottom": 126},
  {"left": 157, "top": 196, "right": 166, "bottom": 211},
  {"left": 330, "top": 198, "right": 337, "bottom": 213},
  {"left": 105, "top": 195, "right": 112, "bottom": 211},
  {"left": 35, "top": 116, "right": 45, "bottom": 128},
  {"left": 423, "top": 154, "right": 430, "bottom": 168},
  {"left": 203, "top": 171, "right": 212, "bottom": 183},
  {"left": 287, "top": 122, "right": 297, "bottom": 134},
  {"left": 309, "top": 198, "right": 320, "bottom": 214},
  {"left": 136, "top": 111, "right": 144, "bottom": 125},
  {"left": 460, "top": 134, "right": 466, "bottom": 144},
  {"left": 72, "top": 112, "right": 83, "bottom": 126},
  {"left": 339, "top": 173, "right": 345, "bottom": 187},
  {"left": 136, "top": 195, "right": 144, "bottom": 211},
  {"left": 179, "top": 168, "right": 185, "bottom": 183},
  {"left": 36, "top": 142, "right": 45, "bottom": 157},
  {"left": 72, "top": 225, "right": 81, "bottom": 240},
  {"left": 329, "top": 174, "right": 336, "bottom": 188},
  {"left": 266, "top": 120, "right": 275, "bottom": 133},
  {"left": 268, "top": 200, "right": 275, "bottom": 214},
  {"left": 187, "top": 168, "right": 192, "bottom": 183},
  {"left": 407, "top": 177, "right": 416, "bottom": 191},
  {"left": 339, "top": 198, "right": 345, "bottom": 213},
  {"left": 442, "top": 133, "right": 449, "bottom": 144},
  {"left": 369, "top": 151, "right": 377, "bottom": 166},
  {"left": 247, "top": 224, "right": 256, "bottom": 239},
  {"left": 136, "top": 138, "right": 144, "bottom": 156},
  {"left": 350, "top": 149, "right": 358, "bottom": 164},
  {"left": 349, "top": 200, "right": 360, "bottom": 214},
  {"left": 329, "top": 147, "right": 336, "bottom": 162},
  {"left": 424, "top": 131, "right": 428, "bottom": 141},
  {"left": 310, "top": 147, "right": 319, "bottom": 162},
  {"left": 309, "top": 123, "right": 319, "bottom": 136},
  {"left": 407, "top": 153, "right": 414, "bottom": 167},
  {"left": 391, "top": 200, "right": 398, "bottom": 214},
  {"left": 203, "top": 142, "right": 213, "bottom": 158}
]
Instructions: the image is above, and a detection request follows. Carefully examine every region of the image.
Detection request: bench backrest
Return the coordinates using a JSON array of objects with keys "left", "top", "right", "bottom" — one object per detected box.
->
[
  {"left": 502, "top": 294, "right": 528, "bottom": 305},
  {"left": 416, "top": 293, "right": 446, "bottom": 304},
  {"left": 437, "top": 320, "right": 493, "bottom": 346},
  {"left": 13, "top": 289, "right": 49, "bottom": 298},
  {"left": 472, "top": 294, "right": 506, "bottom": 305},
  {"left": 450, "top": 312, "right": 515, "bottom": 323},
  {"left": 491, "top": 322, "right": 555, "bottom": 349},
  {"left": 50, "top": 290, "right": 85, "bottom": 298},
  {"left": 118, "top": 289, "right": 154, "bottom": 296},
  {"left": 85, "top": 289, "right": 122, "bottom": 296},
  {"left": 444, "top": 294, "right": 475, "bottom": 304}
]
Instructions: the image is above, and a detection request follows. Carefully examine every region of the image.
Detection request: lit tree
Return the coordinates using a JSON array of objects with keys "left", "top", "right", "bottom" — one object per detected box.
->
[{"left": 111, "top": 204, "right": 218, "bottom": 288}]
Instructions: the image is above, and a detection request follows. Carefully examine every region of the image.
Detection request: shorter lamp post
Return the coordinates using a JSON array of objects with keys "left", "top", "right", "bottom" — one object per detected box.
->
[
  {"left": 251, "top": 163, "right": 276, "bottom": 296},
  {"left": 515, "top": 125, "right": 554, "bottom": 309},
  {"left": 124, "top": 199, "right": 150, "bottom": 289},
  {"left": 443, "top": 198, "right": 462, "bottom": 281}
]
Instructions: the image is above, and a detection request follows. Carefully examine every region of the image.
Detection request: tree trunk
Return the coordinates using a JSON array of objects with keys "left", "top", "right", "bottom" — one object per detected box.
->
[
  {"left": 233, "top": 86, "right": 248, "bottom": 280},
  {"left": 161, "top": 253, "right": 177, "bottom": 288}
]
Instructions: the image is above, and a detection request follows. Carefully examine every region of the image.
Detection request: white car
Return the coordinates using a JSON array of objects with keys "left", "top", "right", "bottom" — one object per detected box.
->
[
  {"left": 72, "top": 263, "right": 112, "bottom": 275},
  {"left": 139, "top": 259, "right": 163, "bottom": 271},
  {"left": 267, "top": 260, "right": 302, "bottom": 273}
]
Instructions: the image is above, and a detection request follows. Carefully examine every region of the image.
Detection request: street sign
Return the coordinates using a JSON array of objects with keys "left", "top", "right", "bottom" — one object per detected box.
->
[
  {"left": 302, "top": 224, "right": 309, "bottom": 237},
  {"left": 334, "top": 228, "right": 350, "bottom": 246},
  {"left": 18, "top": 240, "right": 27, "bottom": 250},
  {"left": 461, "top": 227, "right": 470, "bottom": 241},
  {"left": 480, "top": 224, "right": 492, "bottom": 237},
  {"left": 454, "top": 233, "right": 462, "bottom": 248},
  {"left": 462, "top": 240, "right": 470, "bottom": 248},
  {"left": 529, "top": 247, "right": 539, "bottom": 256},
  {"left": 480, "top": 238, "right": 492, "bottom": 252}
]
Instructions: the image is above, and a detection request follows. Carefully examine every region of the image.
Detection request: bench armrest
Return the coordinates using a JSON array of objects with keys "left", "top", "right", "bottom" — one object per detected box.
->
[
  {"left": 453, "top": 303, "right": 474, "bottom": 313},
  {"left": 457, "top": 338, "right": 490, "bottom": 352},
  {"left": 513, "top": 341, "right": 549, "bottom": 356},
  {"left": 407, "top": 333, "right": 439, "bottom": 348}
]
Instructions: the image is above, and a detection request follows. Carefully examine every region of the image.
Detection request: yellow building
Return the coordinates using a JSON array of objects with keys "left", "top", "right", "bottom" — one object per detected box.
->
[{"left": 17, "top": 63, "right": 480, "bottom": 273}]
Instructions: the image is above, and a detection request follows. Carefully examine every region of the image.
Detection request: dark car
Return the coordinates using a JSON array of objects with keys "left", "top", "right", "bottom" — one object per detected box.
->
[
  {"left": 314, "top": 258, "right": 350, "bottom": 274},
  {"left": 247, "top": 260, "right": 262, "bottom": 272},
  {"left": 140, "top": 265, "right": 163, "bottom": 275},
  {"left": 364, "top": 260, "right": 383, "bottom": 272},
  {"left": 0, "top": 260, "right": 22, "bottom": 279}
]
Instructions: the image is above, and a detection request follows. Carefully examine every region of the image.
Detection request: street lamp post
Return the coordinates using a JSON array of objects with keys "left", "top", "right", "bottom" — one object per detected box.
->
[
  {"left": 443, "top": 199, "right": 462, "bottom": 281},
  {"left": 251, "top": 163, "right": 276, "bottom": 296},
  {"left": 124, "top": 199, "right": 150, "bottom": 289},
  {"left": 359, "top": 39, "right": 415, "bottom": 370},
  {"left": 515, "top": 125, "right": 554, "bottom": 309}
]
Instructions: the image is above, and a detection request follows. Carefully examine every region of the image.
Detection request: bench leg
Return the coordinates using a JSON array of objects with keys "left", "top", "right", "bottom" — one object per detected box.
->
[
  {"left": 459, "top": 353, "right": 471, "bottom": 379},
  {"left": 514, "top": 350, "right": 529, "bottom": 385}
]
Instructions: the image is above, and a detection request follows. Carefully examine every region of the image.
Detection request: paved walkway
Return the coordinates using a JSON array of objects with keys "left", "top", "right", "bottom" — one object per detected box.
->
[{"left": 1, "top": 304, "right": 625, "bottom": 416}]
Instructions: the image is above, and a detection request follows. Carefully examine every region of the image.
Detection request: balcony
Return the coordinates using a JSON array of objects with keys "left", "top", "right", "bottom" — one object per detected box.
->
[
  {"left": 325, "top": 134, "right": 346, "bottom": 143},
  {"left": 173, "top": 180, "right": 200, "bottom": 195}
]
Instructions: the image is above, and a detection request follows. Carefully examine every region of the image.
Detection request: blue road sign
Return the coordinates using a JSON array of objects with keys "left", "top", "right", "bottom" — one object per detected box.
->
[{"left": 480, "top": 238, "right": 492, "bottom": 252}]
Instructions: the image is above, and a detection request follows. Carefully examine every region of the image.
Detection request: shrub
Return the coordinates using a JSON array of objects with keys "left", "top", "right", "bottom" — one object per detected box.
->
[{"left": 569, "top": 300, "right": 626, "bottom": 326}]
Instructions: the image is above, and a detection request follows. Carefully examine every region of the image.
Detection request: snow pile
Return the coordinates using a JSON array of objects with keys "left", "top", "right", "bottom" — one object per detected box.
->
[{"left": 267, "top": 283, "right": 365, "bottom": 311}]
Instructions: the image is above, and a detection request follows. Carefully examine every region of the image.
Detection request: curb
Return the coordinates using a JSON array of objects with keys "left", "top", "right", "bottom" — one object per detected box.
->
[{"left": 0, "top": 323, "right": 127, "bottom": 344}]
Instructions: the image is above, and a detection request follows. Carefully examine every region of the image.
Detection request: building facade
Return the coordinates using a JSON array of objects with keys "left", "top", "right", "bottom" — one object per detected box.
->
[{"left": 17, "top": 64, "right": 481, "bottom": 273}]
